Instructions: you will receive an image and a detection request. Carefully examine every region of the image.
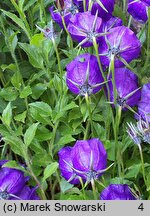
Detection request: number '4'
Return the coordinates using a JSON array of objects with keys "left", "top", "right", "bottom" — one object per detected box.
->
[{"left": 138, "top": 203, "right": 144, "bottom": 211}]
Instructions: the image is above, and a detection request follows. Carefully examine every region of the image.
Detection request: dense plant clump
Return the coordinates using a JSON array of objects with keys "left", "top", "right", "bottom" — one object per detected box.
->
[{"left": 0, "top": 0, "right": 150, "bottom": 200}]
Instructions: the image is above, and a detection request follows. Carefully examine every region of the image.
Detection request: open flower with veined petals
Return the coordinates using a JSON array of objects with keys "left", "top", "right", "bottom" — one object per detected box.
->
[
  {"left": 66, "top": 53, "right": 104, "bottom": 96},
  {"left": 128, "top": 0, "right": 150, "bottom": 23},
  {"left": 98, "top": 26, "right": 141, "bottom": 67},
  {"left": 58, "top": 138, "right": 108, "bottom": 184},
  {"left": 100, "top": 184, "right": 137, "bottom": 200},
  {"left": 0, "top": 160, "right": 40, "bottom": 200},
  {"left": 106, "top": 67, "right": 141, "bottom": 110},
  {"left": 67, "top": 11, "right": 104, "bottom": 47},
  {"left": 49, "top": 0, "right": 79, "bottom": 28}
]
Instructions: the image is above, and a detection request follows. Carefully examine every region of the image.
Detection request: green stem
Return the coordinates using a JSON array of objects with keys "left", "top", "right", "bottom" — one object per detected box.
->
[
  {"left": 92, "top": 37, "right": 110, "bottom": 100},
  {"left": 84, "top": 120, "right": 90, "bottom": 140},
  {"left": 61, "top": 16, "right": 73, "bottom": 51},
  {"left": 25, "top": 152, "right": 47, "bottom": 200},
  {"left": 85, "top": 94, "right": 94, "bottom": 137},
  {"left": 91, "top": 179, "right": 97, "bottom": 200},
  {"left": 115, "top": 106, "right": 124, "bottom": 177},
  {"left": 83, "top": 0, "right": 87, "bottom": 12},
  {"left": 138, "top": 145, "right": 146, "bottom": 185},
  {"left": 128, "top": 15, "right": 132, "bottom": 28},
  {"left": 123, "top": 0, "right": 127, "bottom": 12},
  {"left": 53, "top": 39, "right": 63, "bottom": 94},
  {"left": 50, "top": 121, "right": 59, "bottom": 157}
]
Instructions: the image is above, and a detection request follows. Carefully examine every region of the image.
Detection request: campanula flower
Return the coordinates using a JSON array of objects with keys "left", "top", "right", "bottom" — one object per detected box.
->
[
  {"left": 72, "top": 138, "right": 107, "bottom": 182},
  {"left": 127, "top": 116, "right": 150, "bottom": 146},
  {"left": 102, "top": 16, "right": 123, "bottom": 32},
  {"left": 128, "top": 0, "right": 150, "bottom": 23},
  {"left": 107, "top": 67, "right": 141, "bottom": 109},
  {"left": 49, "top": 0, "right": 79, "bottom": 28},
  {"left": 58, "top": 147, "right": 80, "bottom": 184},
  {"left": 98, "top": 26, "right": 141, "bottom": 67},
  {"left": 100, "top": 184, "right": 137, "bottom": 200},
  {"left": 66, "top": 53, "right": 104, "bottom": 96},
  {"left": 127, "top": 122, "right": 142, "bottom": 146},
  {"left": 74, "top": 0, "right": 115, "bottom": 20},
  {"left": 137, "top": 82, "right": 150, "bottom": 122},
  {"left": 67, "top": 11, "right": 103, "bottom": 47},
  {"left": 0, "top": 160, "right": 39, "bottom": 200},
  {"left": 58, "top": 138, "right": 107, "bottom": 184},
  {"left": 36, "top": 20, "right": 59, "bottom": 41}
]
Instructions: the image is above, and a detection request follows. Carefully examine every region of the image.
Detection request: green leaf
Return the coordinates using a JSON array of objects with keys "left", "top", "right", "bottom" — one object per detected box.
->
[
  {"left": 36, "top": 126, "right": 52, "bottom": 141},
  {"left": 0, "top": 87, "right": 18, "bottom": 101},
  {"left": 29, "top": 102, "right": 52, "bottom": 117},
  {"left": 57, "top": 134, "right": 75, "bottom": 146},
  {"left": 113, "top": 5, "right": 127, "bottom": 25},
  {"left": 125, "top": 164, "right": 141, "bottom": 179},
  {"left": 60, "top": 178, "right": 73, "bottom": 193},
  {"left": 2, "top": 102, "right": 12, "bottom": 127},
  {"left": 30, "top": 34, "right": 44, "bottom": 47},
  {"left": 11, "top": 71, "right": 22, "bottom": 89},
  {"left": 42, "top": 162, "right": 58, "bottom": 182},
  {"left": 1, "top": 10, "right": 31, "bottom": 39},
  {"left": 3, "top": 160, "right": 26, "bottom": 172},
  {"left": 14, "top": 111, "right": 27, "bottom": 123},
  {"left": 24, "top": 122, "right": 39, "bottom": 147},
  {"left": 31, "top": 83, "right": 47, "bottom": 100},
  {"left": 20, "top": 86, "right": 32, "bottom": 98},
  {"left": 19, "top": 43, "right": 43, "bottom": 68}
]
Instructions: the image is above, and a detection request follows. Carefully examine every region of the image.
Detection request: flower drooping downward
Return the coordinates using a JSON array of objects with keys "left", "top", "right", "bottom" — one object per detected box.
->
[
  {"left": 58, "top": 138, "right": 107, "bottom": 184},
  {"left": 100, "top": 184, "right": 137, "bottom": 200},
  {"left": 0, "top": 160, "right": 39, "bottom": 200},
  {"left": 98, "top": 26, "right": 141, "bottom": 67},
  {"left": 66, "top": 53, "right": 104, "bottom": 96}
]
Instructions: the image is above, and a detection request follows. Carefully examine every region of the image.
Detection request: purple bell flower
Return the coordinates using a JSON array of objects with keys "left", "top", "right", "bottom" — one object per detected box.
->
[
  {"left": 128, "top": 0, "right": 150, "bottom": 23},
  {"left": 66, "top": 53, "right": 104, "bottom": 96},
  {"left": 58, "top": 147, "right": 80, "bottom": 184},
  {"left": 49, "top": 0, "right": 79, "bottom": 28},
  {"left": 72, "top": 138, "right": 107, "bottom": 182},
  {"left": 137, "top": 82, "right": 150, "bottom": 122},
  {"left": 74, "top": 0, "right": 115, "bottom": 20},
  {"left": 102, "top": 16, "right": 123, "bottom": 32},
  {"left": 100, "top": 184, "right": 137, "bottom": 200},
  {"left": 88, "top": 0, "right": 115, "bottom": 21},
  {"left": 58, "top": 138, "right": 107, "bottom": 184},
  {"left": 107, "top": 67, "right": 141, "bottom": 109},
  {"left": 15, "top": 186, "right": 40, "bottom": 200},
  {"left": 0, "top": 160, "right": 40, "bottom": 200},
  {"left": 67, "top": 11, "right": 103, "bottom": 47},
  {"left": 98, "top": 26, "right": 141, "bottom": 67}
]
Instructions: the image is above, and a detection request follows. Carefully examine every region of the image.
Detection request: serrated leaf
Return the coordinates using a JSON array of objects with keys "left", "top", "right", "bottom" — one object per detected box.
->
[
  {"left": 42, "top": 162, "right": 58, "bottom": 182},
  {"left": 2, "top": 102, "right": 12, "bottom": 127},
  {"left": 24, "top": 122, "right": 39, "bottom": 147}
]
